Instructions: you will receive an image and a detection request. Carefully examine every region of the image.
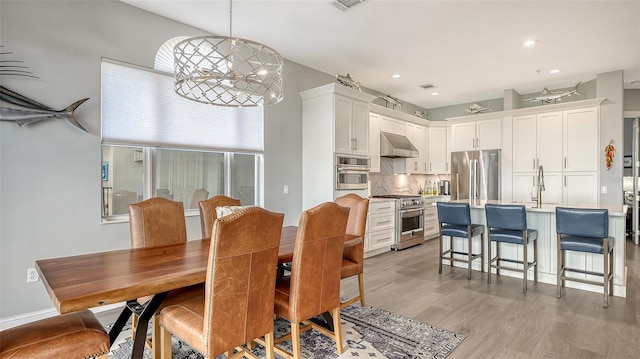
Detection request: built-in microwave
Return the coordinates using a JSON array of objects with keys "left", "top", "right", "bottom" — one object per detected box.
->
[{"left": 335, "top": 155, "right": 370, "bottom": 190}]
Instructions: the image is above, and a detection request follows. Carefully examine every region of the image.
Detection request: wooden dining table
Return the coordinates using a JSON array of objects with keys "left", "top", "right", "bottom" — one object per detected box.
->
[{"left": 35, "top": 226, "right": 360, "bottom": 359}]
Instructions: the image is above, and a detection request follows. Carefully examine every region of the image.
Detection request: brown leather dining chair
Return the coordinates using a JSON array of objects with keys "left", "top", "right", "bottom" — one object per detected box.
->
[
  {"left": 198, "top": 195, "right": 241, "bottom": 238},
  {"left": 158, "top": 206, "right": 284, "bottom": 359},
  {"left": 0, "top": 310, "right": 110, "bottom": 359},
  {"left": 273, "top": 202, "right": 349, "bottom": 359},
  {"left": 129, "top": 197, "right": 204, "bottom": 359},
  {"left": 335, "top": 193, "right": 369, "bottom": 308}
]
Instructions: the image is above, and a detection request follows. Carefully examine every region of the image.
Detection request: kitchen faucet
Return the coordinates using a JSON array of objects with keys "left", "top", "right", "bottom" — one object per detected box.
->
[{"left": 531, "top": 165, "right": 545, "bottom": 207}]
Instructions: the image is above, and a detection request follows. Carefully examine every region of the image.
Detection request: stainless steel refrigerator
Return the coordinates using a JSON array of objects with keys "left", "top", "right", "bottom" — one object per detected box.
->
[{"left": 451, "top": 149, "right": 501, "bottom": 201}]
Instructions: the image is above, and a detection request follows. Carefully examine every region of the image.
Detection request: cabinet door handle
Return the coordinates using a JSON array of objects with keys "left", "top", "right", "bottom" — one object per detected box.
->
[
  {"left": 446, "top": 162, "right": 449, "bottom": 172},
  {"left": 564, "top": 157, "right": 567, "bottom": 169},
  {"left": 354, "top": 137, "right": 358, "bottom": 150},
  {"left": 429, "top": 163, "right": 432, "bottom": 172},
  {"left": 564, "top": 175, "right": 567, "bottom": 187},
  {"left": 533, "top": 158, "right": 535, "bottom": 170}
]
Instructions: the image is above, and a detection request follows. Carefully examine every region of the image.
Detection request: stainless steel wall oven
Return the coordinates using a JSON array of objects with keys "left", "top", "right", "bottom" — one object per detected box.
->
[{"left": 335, "top": 155, "right": 370, "bottom": 190}]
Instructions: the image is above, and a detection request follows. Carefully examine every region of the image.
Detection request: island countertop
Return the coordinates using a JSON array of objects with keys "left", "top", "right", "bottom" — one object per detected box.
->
[{"left": 447, "top": 199, "right": 627, "bottom": 217}]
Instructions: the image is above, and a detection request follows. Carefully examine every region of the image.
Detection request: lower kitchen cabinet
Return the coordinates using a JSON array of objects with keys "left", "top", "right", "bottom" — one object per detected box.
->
[
  {"left": 423, "top": 196, "right": 446, "bottom": 240},
  {"left": 365, "top": 200, "right": 396, "bottom": 257}
]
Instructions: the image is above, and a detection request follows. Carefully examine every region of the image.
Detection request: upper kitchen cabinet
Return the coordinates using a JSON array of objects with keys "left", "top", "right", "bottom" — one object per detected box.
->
[
  {"left": 335, "top": 95, "right": 370, "bottom": 156},
  {"left": 300, "top": 83, "right": 376, "bottom": 157},
  {"left": 563, "top": 107, "right": 599, "bottom": 172},
  {"left": 369, "top": 112, "right": 381, "bottom": 172},
  {"left": 428, "top": 126, "right": 448, "bottom": 174},
  {"left": 405, "top": 122, "right": 427, "bottom": 173},
  {"left": 512, "top": 111, "right": 563, "bottom": 173},
  {"left": 450, "top": 118, "right": 502, "bottom": 151}
]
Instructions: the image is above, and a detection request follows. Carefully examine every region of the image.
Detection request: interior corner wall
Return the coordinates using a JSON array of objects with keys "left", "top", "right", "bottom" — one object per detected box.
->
[
  {"left": 597, "top": 70, "right": 624, "bottom": 205},
  {"left": 0, "top": 0, "right": 329, "bottom": 320}
]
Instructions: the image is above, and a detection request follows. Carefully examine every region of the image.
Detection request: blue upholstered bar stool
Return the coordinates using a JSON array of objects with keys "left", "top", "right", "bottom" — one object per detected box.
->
[
  {"left": 556, "top": 207, "right": 614, "bottom": 307},
  {"left": 436, "top": 202, "right": 485, "bottom": 279},
  {"left": 485, "top": 204, "right": 538, "bottom": 292}
]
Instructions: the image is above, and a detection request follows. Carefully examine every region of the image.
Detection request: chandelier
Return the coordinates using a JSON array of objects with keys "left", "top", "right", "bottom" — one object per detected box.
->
[{"left": 173, "top": 0, "right": 283, "bottom": 107}]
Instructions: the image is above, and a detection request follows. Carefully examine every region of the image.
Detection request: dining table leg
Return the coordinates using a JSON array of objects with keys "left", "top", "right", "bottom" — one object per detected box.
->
[{"left": 107, "top": 292, "right": 169, "bottom": 359}]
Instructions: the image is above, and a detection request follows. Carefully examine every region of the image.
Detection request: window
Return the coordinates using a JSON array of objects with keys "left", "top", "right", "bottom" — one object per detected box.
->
[{"left": 101, "top": 59, "right": 264, "bottom": 222}]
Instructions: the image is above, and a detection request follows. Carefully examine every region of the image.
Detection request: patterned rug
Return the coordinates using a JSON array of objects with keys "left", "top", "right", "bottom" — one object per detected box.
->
[{"left": 108, "top": 303, "right": 464, "bottom": 359}]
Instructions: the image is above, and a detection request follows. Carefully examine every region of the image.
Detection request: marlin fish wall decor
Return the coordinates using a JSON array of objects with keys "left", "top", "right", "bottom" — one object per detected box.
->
[
  {"left": 0, "top": 46, "right": 89, "bottom": 132},
  {"left": 0, "top": 86, "right": 89, "bottom": 132}
]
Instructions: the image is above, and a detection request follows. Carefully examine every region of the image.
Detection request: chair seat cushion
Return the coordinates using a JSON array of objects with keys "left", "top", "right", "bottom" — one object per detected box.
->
[
  {"left": 441, "top": 223, "right": 485, "bottom": 238},
  {"left": 0, "top": 310, "right": 110, "bottom": 359},
  {"left": 274, "top": 277, "right": 292, "bottom": 321},
  {"left": 490, "top": 229, "right": 538, "bottom": 244},
  {"left": 560, "top": 235, "right": 614, "bottom": 254},
  {"left": 158, "top": 295, "right": 206, "bottom": 354},
  {"left": 341, "top": 258, "right": 360, "bottom": 279}
]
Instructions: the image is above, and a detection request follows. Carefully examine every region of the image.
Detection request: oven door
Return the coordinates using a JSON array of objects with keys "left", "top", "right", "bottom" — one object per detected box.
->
[
  {"left": 336, "top": 169, "right": 368, "bottom": 190},
  {"left": 400, "top": 208, "right": 424, "bottom": 238}
]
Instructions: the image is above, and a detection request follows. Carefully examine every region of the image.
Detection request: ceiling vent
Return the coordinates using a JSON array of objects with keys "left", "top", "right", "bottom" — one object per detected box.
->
[
  {"left": 334, "top": 0, "right": 366, "bottom": 11},
  {"left": 420, "top": 84, "right": 435, "bottom": 90}
]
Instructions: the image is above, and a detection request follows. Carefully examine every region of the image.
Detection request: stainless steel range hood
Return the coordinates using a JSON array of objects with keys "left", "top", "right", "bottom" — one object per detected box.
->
[{"left": 380, "top": 131, "right": 419, "bottom": 158}]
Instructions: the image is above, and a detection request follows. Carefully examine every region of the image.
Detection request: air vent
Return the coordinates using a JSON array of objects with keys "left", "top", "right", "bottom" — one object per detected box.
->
[
  {"left": 334, "top": 0, "right": 366, "bottom": 11},
  {"left": 420, "top": 84, "right": 435, "bottom": 89}
]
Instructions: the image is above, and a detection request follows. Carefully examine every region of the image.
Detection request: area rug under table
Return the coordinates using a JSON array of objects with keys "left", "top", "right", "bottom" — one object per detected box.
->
[{"left": 108, "top": 303, "right": 464, "bottom": 359}]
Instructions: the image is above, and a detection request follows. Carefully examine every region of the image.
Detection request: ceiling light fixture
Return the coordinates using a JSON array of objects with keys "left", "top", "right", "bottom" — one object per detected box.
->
[
  {"left": 549, "top": 69, "right": 561, "bottom": 74},
  {"left": 523, "top": 39, "right": 538, "bottom": 47},
  {"left": 173, "top": 0, "right": 283, "bottom": 107},
  {"left": 391, "top": 74, "right": 401, "bottom": 78},
  {"left": 334, "top": 0, "right": 366, "bottom": 11}
]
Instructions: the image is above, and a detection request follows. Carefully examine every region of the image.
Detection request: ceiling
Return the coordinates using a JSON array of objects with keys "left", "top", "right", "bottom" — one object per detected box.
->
[{"left": 120, "top": 0, "right": 640, "bottom": 109}]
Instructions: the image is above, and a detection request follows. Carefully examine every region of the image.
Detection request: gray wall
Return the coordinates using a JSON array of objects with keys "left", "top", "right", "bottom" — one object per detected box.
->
[{"left": 0, "top": 0, "right": 331, "bottom": 319}]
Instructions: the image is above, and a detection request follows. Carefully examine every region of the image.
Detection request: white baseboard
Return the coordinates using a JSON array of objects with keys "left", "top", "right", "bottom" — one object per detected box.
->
[{"left": 0, "top": 302, "right": 125, "bottom": 331}]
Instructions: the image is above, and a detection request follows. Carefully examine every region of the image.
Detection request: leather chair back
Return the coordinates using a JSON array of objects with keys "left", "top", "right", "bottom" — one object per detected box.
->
[
  {"left": 199, "top": 195, "right": 241, "bottom": 238},
  {"left": 335, "top": 193, "right": 369, "bottom": 237},
  {"left": 289, "top": 202, "right": 349, "bottom": 322},
  {"left": 129, "top": 197, "right": 187, "bottom": 248},
  {"left": 204, "top": 207, "right": 284, "bottom": 357},
  {"left": 485, "top": 204, "right": 527, "bottom": 231},
  {"left": 556, "top": 207, "right": 608, "bottom": 238},
  {"left": 436, "top": 202, "right": 471, "bottom": 226}
]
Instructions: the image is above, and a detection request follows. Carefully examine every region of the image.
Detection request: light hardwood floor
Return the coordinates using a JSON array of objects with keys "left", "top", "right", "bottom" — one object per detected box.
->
[
  {"left": 340, "top": 238, "right": 640, "bottom": 358},
  {"left": 98, "top": 238, "right": 640, "bottom": 358}
]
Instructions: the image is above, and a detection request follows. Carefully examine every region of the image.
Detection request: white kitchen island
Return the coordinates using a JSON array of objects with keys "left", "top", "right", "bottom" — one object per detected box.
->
[{"left": 443, "top": 200, "right": 628, "bottom": 297}]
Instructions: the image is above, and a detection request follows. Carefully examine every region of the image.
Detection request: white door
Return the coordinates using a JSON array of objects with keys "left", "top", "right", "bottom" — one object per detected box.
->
[
  {"left": 476, "top": 118, "right": 502, "bottom": 150},
  {"left": 351, "top": 100, "right": 369, "bottom": 156},
  {"left": 428, "top": 127, "right": 447, "bottom": 174},
  {"left": 537, "top": 112, "right": 563, "bottom": 172},
  {"left": 334, "top": 95, "right": 353, "bottom": 154},
  {"left": 563, "top": 172, "right": 598, "bottom": 204},
  {"left": 451, "top": 121, "right": 477, "bottom": 151},
  {"left": 512, "top": 114, "right": 537, "bottom": 172},
  {"left": 563, "top": 107, "right": 598, "bottom": 171}
]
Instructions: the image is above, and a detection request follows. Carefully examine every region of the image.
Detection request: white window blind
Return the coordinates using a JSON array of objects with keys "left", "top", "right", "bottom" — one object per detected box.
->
[{"left": 101, "top": 60, "right": 264, "bottom": 152}]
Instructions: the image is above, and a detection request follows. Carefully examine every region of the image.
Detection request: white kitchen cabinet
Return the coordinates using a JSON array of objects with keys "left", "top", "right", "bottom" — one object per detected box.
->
[
  {"left": 422, "top": 196, "right": 440, "bottom": 240},
  {"left": 365, "top": 200, "right": 396, "bottom": 256},
  {"left": 369, "top": 112, "right": 381, "bottom": 172},
  {"left": 335, "top": 94, "right": 370, "bottom": 156},
  {"left": 513, "top": 172, "right": 563, "bottom": 204},
  {"left": 427, "top": 126, "right": 448, "bottom": 174},
  {"left": 512, "top": 106, "right": 598, "bottom": 204},
  {"left": 446, "top": 126, "right": 452, "bottom": 174},
  {"left": 300, "top": 84, "right": 376, "bottom": 209},
  {"left": 512, "top": 112, "right": 563, "bottom": 173},
  {"left": 563, "top": 107, "right": 599, "bottom": 172},
  {"left": 405, "top": 122, "right": 427, "bottom": 174},
  {"left": 451, "top": 118, "right": 501, "bottom": 151},
  {"left": 564, "top": 172, "right": 598, "bottom": 204}
]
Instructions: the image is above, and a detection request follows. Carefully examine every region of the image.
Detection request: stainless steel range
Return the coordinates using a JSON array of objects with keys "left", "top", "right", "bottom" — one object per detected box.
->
[{"left": 373, "top": 195, "right": 424, "bottom": 250}]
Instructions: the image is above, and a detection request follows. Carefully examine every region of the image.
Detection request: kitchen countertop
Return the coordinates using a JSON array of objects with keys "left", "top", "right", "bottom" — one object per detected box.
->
[{"left": 449, "top": 199, "right": 627, "bottom": 217}]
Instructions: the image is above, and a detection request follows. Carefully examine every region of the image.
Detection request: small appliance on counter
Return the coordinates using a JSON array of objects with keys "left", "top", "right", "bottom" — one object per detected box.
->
[{"left": 439, "top": 180, "right": 450, "bottom": 195}]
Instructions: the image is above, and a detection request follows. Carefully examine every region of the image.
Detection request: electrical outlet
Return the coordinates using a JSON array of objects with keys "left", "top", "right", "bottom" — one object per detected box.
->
[{"left": 27, "top": 268, "right": 39, "bottom": 283}]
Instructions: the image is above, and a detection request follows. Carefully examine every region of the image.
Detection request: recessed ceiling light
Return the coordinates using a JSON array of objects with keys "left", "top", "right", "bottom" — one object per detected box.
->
[
  {"left": 391, "top": 74, "right": 401, "bottom": 78},
  {"left": 523, "top": 39, "right": 538, "bottom": 47},
  {"left": 431, "top": 92, "right": 439, "bottom": 96},
  {"left": 549, "top": 69, "right": 561, "bottom": 74}
]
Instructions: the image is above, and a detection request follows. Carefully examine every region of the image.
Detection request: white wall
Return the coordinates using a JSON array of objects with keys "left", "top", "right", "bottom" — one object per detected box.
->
[{"left": 0, "top": 0, "right": 333, "bottom": 320}]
